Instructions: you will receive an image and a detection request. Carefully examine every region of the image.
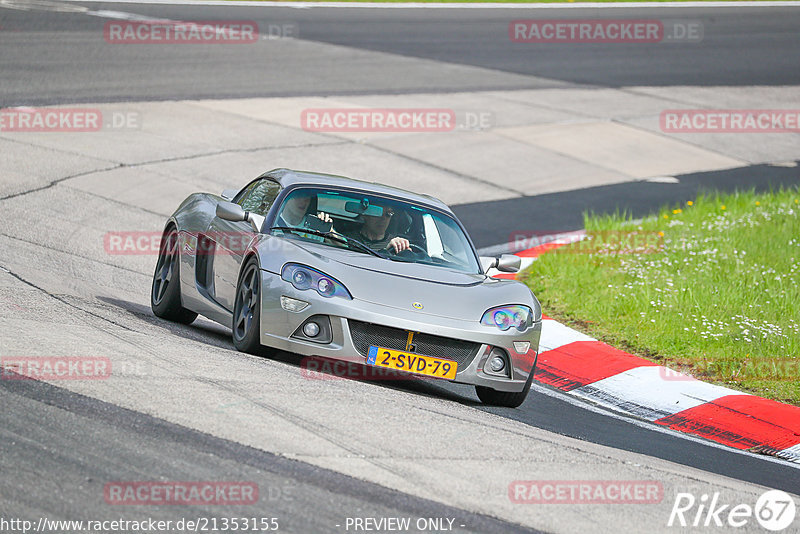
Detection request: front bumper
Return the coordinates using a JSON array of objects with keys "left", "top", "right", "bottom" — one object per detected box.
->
[{"left": 258, "top": 269, "right": 542, "bottom": 392}]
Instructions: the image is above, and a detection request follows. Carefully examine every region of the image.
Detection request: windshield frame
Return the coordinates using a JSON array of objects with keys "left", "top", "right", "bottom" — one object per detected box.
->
[{"left": 265, "top": 184, "right": 483, "bottom": 275}]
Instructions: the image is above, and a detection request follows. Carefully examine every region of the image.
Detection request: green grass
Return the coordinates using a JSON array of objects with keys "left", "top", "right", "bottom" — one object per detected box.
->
[{"left": 520, "top": 187, "right": 800, "bottom": 405}]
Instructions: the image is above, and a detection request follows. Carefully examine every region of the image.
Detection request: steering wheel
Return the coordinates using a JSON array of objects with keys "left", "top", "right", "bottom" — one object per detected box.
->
[{"left": 391, "top": 242, "right": 429, "bottom": 259}]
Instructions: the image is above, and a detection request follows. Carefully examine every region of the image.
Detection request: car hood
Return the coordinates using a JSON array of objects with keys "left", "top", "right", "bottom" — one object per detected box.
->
[
  {"left": 332, "top": 247, "right": 485, "bottom": 286},
  {"left": 256, "top": 236, "right": 539, "bottom": 321}
]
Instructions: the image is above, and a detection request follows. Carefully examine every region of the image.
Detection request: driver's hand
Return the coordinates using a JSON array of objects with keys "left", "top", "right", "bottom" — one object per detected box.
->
[
  {"left": 388, "top": 237, "right": 410, "bottom": 253},
  {"left": 315, "top": 212, "right": 333, "bottom": 224}
]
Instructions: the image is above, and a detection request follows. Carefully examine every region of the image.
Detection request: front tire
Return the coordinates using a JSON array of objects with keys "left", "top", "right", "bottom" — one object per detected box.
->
[
  {"left": 475, "top": 369, "right": 535, "bottom": 408},
  {"left": 151, "top": 226, "right": 197, "bottom": 324},
  {"left": 232, "top": 257, "right": 264, "bottom": 355}
]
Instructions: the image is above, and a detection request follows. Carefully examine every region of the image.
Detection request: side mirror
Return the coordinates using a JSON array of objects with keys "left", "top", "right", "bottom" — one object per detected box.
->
[
  {"left": 216, "top": 201, "right": 265, "bottom": 233},
  {"left": 216, "top": 201, "right": 246, "bottom": 222},
  {"left": 496, "top": 254, "right": 521, "bottom": 273},
  {"left": 480, "top": 254, "right": 521, "bottom": 274},
  {"left": 221, "top": 188, "right": 238, "bottom": 201}
]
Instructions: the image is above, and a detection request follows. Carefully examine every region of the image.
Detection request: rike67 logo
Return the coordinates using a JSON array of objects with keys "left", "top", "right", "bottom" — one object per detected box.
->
[{"left": 668, "top": 490, "right": 796, "bottom": 531}]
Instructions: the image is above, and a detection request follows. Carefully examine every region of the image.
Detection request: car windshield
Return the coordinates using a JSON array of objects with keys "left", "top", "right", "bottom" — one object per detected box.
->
[{"left": 270, "top": 187, "right": 481, "bottom": 274}]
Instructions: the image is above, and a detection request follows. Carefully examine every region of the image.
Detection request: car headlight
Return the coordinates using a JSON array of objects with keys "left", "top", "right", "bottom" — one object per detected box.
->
[
  {"left": 281, "top": 263, "right": 352, "bottom": 300},
  {"left": 480, "top": 305, "right": 532, "bottom": 332}
]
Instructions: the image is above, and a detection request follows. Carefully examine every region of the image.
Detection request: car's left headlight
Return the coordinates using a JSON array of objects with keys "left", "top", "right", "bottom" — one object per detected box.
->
[{"left": 480, "top": 305, "right": 533, "bottom": 331}]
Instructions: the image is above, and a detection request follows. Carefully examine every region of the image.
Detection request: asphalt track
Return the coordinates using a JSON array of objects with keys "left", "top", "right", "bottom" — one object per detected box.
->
[
  {"left": 2, "top": 3, "right": 800, "bottom": 105},
  {"left": 0, "top": 373, "right": 534, "bottom": 533},
  {"left": 1, "top": 2, "right": 800, "bottom": 532}
]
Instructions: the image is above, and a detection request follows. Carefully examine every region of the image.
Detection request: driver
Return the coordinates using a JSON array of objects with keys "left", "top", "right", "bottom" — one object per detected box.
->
[
  {"left": 350, "top": 204, "right": 410, "bottom": 254},
  {"left": 274, "top": 190, "right": 332, "bottom": 229},
  {"left": 273, "top": 190, "right": 337, "bottom": 245}
]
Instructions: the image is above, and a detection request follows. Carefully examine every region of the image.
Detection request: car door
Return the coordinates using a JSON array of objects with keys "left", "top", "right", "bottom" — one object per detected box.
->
[{"left": 206, "top": 179, "right": 281, "bottom": 312}]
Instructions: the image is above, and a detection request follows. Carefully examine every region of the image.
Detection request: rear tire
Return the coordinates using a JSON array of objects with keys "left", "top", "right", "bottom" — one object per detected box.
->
[
  {"left": 232, "top": 257, "right": 263, "bottom": 355},
  {"left": 476, "top": 368, "right": 535, "bottom": 408},
  {"left": 151, "top": 226, "right": 197, "bottom": 324}
]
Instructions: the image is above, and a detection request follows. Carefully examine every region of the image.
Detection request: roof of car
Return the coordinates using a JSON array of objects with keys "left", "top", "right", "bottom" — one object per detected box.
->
[{"left": 262, "top": 168, "right": 452, "bottom": 213}]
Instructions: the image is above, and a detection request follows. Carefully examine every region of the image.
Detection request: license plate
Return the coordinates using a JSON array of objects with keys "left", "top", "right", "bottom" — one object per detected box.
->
[{"left": 366, "top": 346, "right": 457, "bottom": 380}]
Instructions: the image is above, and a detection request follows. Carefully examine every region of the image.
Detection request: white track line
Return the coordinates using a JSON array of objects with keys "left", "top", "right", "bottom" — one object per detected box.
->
[
  {"left": 538, "top": 319, "right": 595, "bottom": 352},
  {"left": 571, "top": 366, "right": 744, "bottom": 421},
  {"left": 530, "top": 381, "right": 800, "bottom": 470}
]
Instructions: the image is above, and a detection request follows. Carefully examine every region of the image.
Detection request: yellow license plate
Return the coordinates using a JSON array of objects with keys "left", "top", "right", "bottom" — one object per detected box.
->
[{"left": 366, "top": 346, "right": 457, "bottom": 380}]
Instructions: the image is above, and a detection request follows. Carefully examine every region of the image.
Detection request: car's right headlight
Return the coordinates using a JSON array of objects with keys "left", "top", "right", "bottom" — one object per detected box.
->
[{"left": 281, "top": 263, "right": 352, "bottom": 300}]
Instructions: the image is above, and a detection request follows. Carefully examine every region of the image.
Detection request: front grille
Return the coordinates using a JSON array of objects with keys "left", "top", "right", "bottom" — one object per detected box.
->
[{"left": 348, "top": 320, "right": 481, "bottom": 369}]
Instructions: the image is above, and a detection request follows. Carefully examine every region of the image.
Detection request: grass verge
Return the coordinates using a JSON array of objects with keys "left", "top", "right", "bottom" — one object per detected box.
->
[{"left": 520, "top": 187, "right": 800, "bottom": 405}]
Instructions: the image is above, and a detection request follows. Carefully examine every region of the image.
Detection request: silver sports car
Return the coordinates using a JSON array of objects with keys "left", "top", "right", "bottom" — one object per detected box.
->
[{"left": 151, "top": 168, "right": 542, "bottom": 407}]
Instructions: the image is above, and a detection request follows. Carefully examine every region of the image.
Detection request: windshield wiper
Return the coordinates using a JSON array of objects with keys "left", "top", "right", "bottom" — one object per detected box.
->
[{"left": 271, "top": 226, "right": 385, "bottom": 259}]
